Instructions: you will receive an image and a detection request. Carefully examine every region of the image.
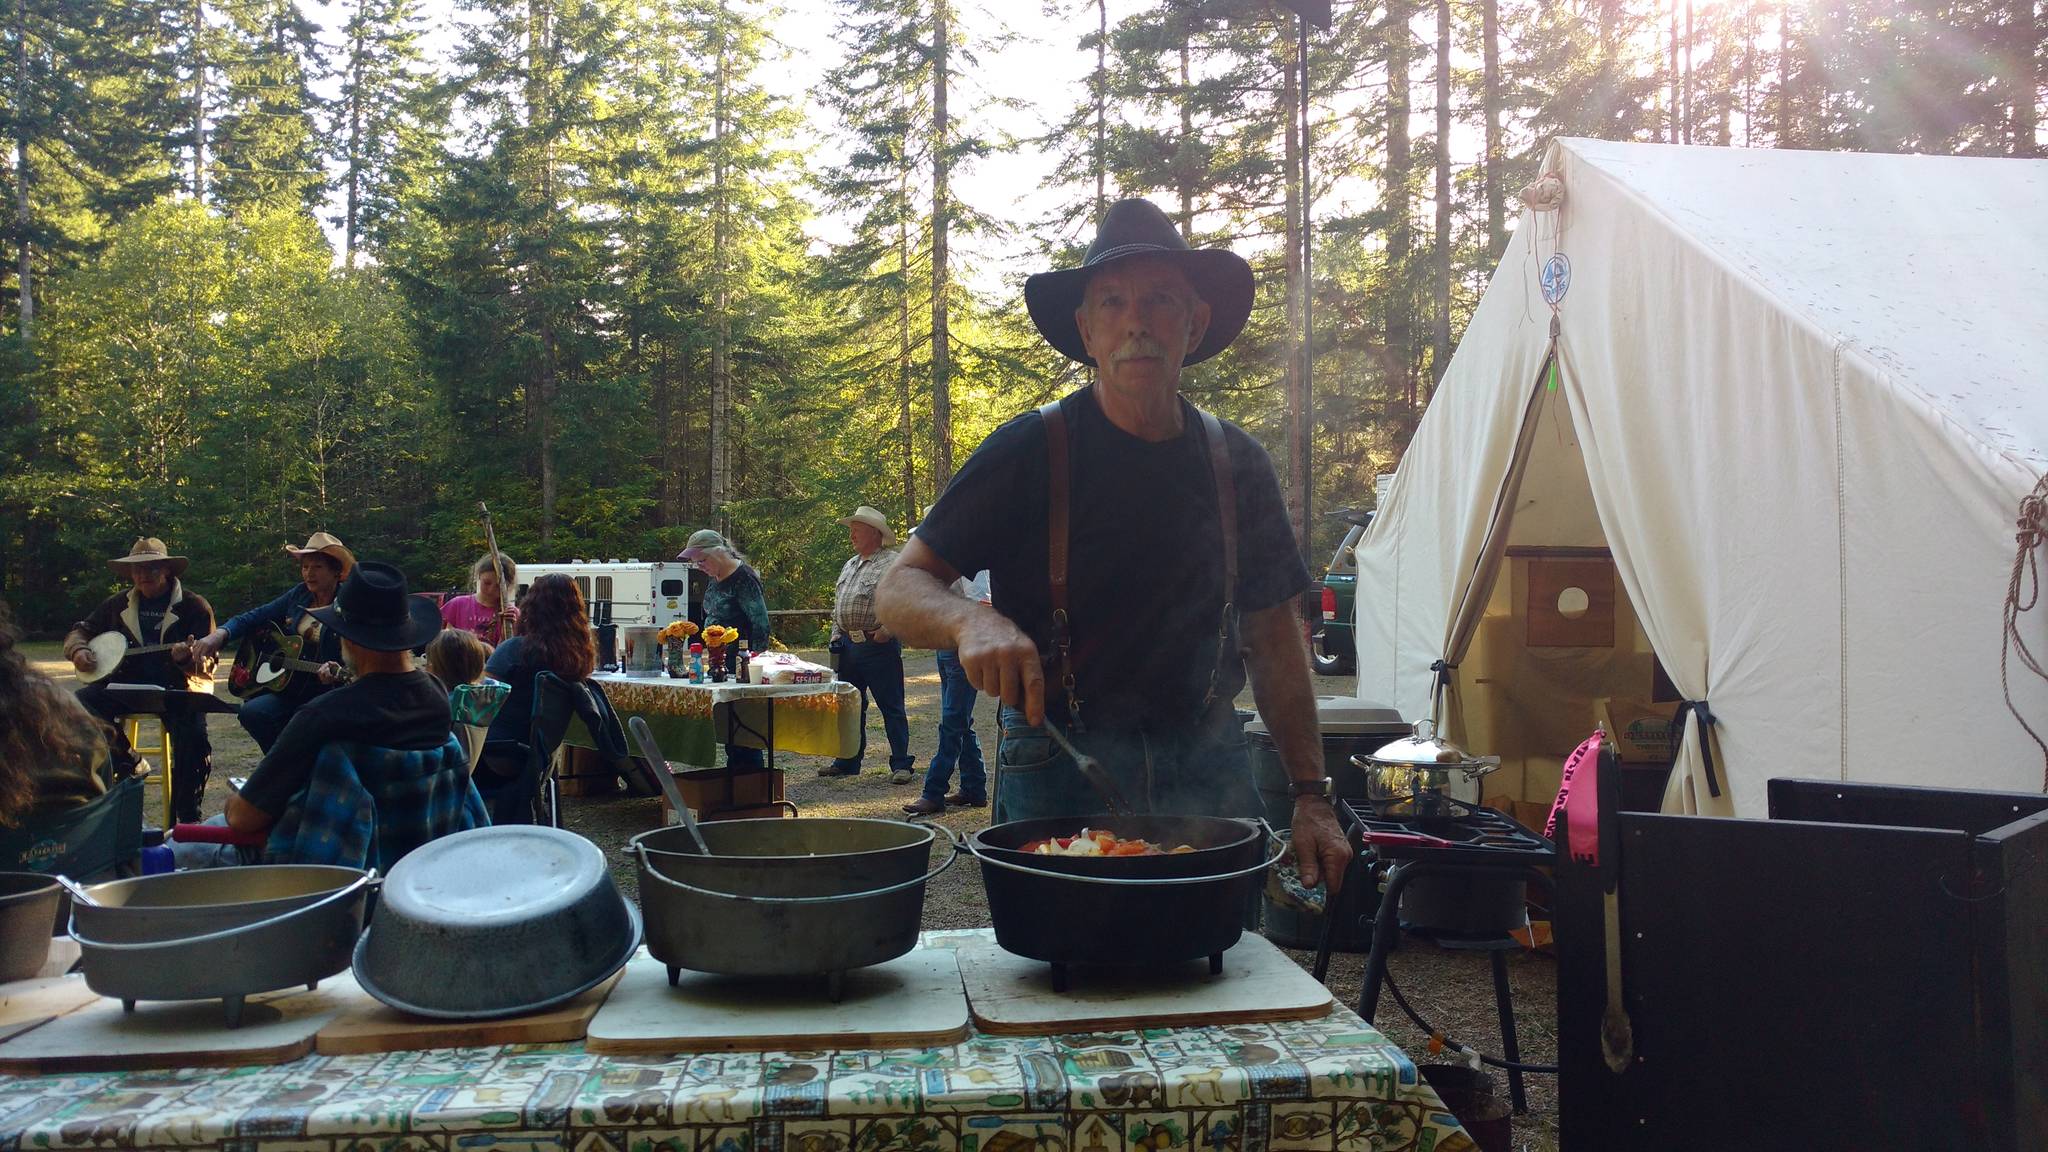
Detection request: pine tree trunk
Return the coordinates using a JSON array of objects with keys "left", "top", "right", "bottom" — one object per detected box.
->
[
  {"left": 529, "top": 0, "right": 558, "bottom": 547},
  {"left": 1093, "top": 0, "right": 1106, "bottom": 214},
  {"left": 191, "top": 0, "right": 206, "bottom": 197},
  {"left": 2013, "top": 0, "right": 2039, "bottom": 155},
  {"left": 1776, "top": 0, "right": 1795, "bottom": 146},
  {"left": 1386, "top": 0, "right": 1414, "bottom": 418},
  {"left": 344, "top": 0, "right": 366, "bottom": 268},
  {"left": 1282, "top": 28, "right": 1303, "bottom": 536},
  {"left": 1683, "top": 0, "right": 1693, "bottom": 143},
  {"left": 1177, "top": 39, "right": 1193, "bottom": 240},
  {"left": 1432, "top": 0, "right": 1450, "bottom": 389},
  {"left": 709, "top": 21, "right": 732, "bottom": 520},
  {"left": 12, "top": 0, "right": 30, "bottom": 341},
  {"left": 898, "top": 159, "right": 915, "bottom": 522},
  {"left": 1668, "top": 0, "right": 1680, "bottom": 142},
  {"left": 929, "top": 0, "right": 953, "bottom": 491},
  {"left": 1481, "top": 0, "right": 1503, "bottom": 259}
]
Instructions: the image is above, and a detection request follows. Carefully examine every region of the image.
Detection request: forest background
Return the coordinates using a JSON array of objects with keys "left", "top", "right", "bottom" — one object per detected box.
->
[{"left": 0, "top": 0, "right": 2039, "bottom": 635}]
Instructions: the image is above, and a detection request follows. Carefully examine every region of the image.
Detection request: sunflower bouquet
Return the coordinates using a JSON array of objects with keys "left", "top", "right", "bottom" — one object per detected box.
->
[
  {"left": 701, "top": 625, "right": 740, "bottom": 649},
  {"left": 658, "top": 620, "right": 699, "bottom": 645}
]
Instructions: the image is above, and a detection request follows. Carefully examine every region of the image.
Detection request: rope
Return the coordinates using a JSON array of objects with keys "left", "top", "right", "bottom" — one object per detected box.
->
[{"left": 2001, "top": 471, "right": 2048, "bottom": 789}]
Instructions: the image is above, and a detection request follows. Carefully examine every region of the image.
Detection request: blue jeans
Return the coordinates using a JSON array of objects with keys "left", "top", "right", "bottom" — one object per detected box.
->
[
  {"left": 237, "top": 691, "right": 298, "bottom": 754},
  {"left": 833, "top": 639, "right": 913, "bottom": 773},
  {"left": 921, "top": 650, "right": 984, "bottom": 801},
  {"left": 993, "top": 703, "right": 1259, "bottom": 824}
]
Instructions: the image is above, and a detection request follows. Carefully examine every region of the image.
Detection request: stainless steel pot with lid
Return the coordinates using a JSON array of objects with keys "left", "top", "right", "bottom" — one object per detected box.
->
[{"left": 1353, "top": 719, "right": 1502, "bottom": 816}]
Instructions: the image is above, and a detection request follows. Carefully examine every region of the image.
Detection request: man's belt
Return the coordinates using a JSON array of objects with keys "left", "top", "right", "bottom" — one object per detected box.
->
[{"left": 843, "top": 628, "right": 884, "bottom": 643}]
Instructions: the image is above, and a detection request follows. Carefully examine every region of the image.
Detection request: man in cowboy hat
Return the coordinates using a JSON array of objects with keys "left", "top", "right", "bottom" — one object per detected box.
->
[
  {"left": 63, "top": 537, "right": 219, "bottom": 822},
  {"left": 822, "top": 505, "right": 915, "bottom": 782},
  {"left": 193, "top": 532, "right": 355, "bottom": 753},
  {"left": 875, "top": 198, "right": 1351, "bottom": 895},
  {"left": 225, "top": 561, "right": 486, "bottom": 866}
]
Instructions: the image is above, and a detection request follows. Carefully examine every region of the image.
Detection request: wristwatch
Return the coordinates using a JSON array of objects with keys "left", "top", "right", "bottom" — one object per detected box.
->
[{"left": 1287, "top": 776, "right": 1334, "bottom": 799}]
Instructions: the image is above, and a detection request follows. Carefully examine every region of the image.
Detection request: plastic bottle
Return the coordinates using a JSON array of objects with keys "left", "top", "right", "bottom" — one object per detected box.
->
[
  {"left": 737, "top": 648, "right": 752, "bottom": 684},
  {"left": 689, "top": 642, "right": 704, "bottom": 683}
]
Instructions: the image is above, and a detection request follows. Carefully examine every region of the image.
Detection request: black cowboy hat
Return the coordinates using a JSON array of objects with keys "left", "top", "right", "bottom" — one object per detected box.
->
[
  {"left": 1024, "top": 198, "right": 1256, "bottom": 368},
  {"left": 308, "top": 561, "right": 443, "bottom": 653}
]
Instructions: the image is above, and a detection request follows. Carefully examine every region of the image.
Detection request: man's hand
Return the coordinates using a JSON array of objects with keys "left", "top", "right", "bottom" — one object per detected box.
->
[
  {"left": 171, "top": 639, "right": 196, "bottom": 668},
  {"left": 954, "top": 610, "right": 1045, "bottom": 725},
  {"left": 192, "top": 629, "right": 228, "bottom": 661},
  {"left": 317, "top": 661, "right": 346, "bottom": 685},
  {"left": 69, "top": 647, "right": 97, "bottom": 674},
  {"left": 871, "top": 627, "right": 892, "bottom": 644},
  {"left": 1289, "top": 796, "right": 1352, "bottom": 895}
]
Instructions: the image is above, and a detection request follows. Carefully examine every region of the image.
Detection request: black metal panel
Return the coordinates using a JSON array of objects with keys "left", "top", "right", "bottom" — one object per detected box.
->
[
  {"left": 1560, "top": 811, "right": 2002, "bottom": 1149},
  {"left": 1767, "top": 777, "right": 2048, "bottom": 836},
  {"left": 1979, "top": 806, "right": 2048, "bottom": 1148}
]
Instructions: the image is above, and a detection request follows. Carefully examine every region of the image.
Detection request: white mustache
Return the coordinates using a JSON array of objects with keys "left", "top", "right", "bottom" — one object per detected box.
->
[{"left": 1111, "top": 336, "right": 1166, "bottom": 364}]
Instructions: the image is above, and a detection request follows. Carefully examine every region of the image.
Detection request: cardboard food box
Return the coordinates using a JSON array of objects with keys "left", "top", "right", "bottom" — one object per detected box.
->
[{"left": 1597, "top": 698, "right": 1676, "bottom": 763}]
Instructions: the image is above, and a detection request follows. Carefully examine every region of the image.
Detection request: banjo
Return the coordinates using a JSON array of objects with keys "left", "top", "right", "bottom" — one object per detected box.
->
[{"left": 76, "top": 631, "right": 191, "bottom": 685}]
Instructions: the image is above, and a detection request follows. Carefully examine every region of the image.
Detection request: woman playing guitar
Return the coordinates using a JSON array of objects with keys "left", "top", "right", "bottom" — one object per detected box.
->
[{"left": 190, "top": 532, "right": 354, "bottom": 753}]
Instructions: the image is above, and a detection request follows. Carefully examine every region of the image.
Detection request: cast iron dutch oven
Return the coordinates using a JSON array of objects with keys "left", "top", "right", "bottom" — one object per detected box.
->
[{"left": 959, "top": 814, "right": 1284, "bottom": 990}]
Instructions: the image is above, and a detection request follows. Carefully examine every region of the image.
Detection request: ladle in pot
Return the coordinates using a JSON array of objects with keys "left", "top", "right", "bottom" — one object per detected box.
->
[
  {"left": 1042, "top": 723, "right": 1134, "bottom": 817},
  {"left": 628, "top": 716, "right": 711, "bottom": 855}
]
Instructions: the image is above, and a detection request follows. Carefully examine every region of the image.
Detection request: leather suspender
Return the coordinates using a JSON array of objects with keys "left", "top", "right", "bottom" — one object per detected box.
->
[{"left": 1037, "top": 395, "right": 1241, "bottom": 731}]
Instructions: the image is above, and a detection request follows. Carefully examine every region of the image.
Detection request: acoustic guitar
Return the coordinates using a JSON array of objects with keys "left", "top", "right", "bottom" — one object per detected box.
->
[
  {"left": 76, "top": 631, "right": 193, "bottom": 685},
  {"left": 228, "top": 624, "right": 352, "bottom": 700}
]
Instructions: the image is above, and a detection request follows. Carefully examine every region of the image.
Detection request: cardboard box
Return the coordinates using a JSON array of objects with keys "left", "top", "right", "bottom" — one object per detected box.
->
[
  {"left": 668, "top": 764, "right": 784, "bottom": 820},
  {"left": 1597, "top": 698, "right": 1676, "bottom": 763}
]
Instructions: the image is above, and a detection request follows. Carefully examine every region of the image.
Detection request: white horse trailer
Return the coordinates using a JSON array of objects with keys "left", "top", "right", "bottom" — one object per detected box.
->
[{"left": 513, "top": 560, "right": 699, "bottom": 627}]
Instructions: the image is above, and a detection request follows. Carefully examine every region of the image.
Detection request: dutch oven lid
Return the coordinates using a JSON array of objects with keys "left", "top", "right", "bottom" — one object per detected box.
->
[
  {"left": 1366, "top": 718, "right": 1493, "bottom": 769},
  {"left": 1244, "top": 697, "right": 1408, "bottom": 737}
]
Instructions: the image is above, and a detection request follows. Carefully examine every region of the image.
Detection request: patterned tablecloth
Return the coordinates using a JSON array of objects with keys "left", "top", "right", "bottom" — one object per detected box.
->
[
  {"left": 0, "top": 933, "right": 1475, "bottom": 1152},
  {"left": 564, "top": 674, "right": 862, "bottom": 767}
]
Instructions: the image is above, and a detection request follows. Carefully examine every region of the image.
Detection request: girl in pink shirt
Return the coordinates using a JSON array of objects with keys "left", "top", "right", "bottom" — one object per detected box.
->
[{"left": 440, "top": 554, "right": 519, "bottom": 647}]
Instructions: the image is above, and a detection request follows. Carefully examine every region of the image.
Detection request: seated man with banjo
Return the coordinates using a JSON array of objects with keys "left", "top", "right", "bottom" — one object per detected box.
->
[{"left": 62, "top": 537, "right": 218, "bottom": 823}]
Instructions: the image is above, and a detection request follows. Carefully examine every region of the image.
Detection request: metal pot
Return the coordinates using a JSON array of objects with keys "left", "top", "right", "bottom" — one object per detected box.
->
[
  {"left": 68, "top": 865, "right": 373, "bottom": 1027},
  {"left": 1354, "top": 719, "right": 1501, "bottom": 817},
  {"left": 0, "top": 873, "right": 61, "bottom": 982},
  {"left": 962, "top": 816, "right": 1284, "bottom": 991},
  {"left": 353, "top": 826, "right": 641, "bottom": 1020},
  {"left": 629, "top": 818, "right": 953, "bottom": 1002}
]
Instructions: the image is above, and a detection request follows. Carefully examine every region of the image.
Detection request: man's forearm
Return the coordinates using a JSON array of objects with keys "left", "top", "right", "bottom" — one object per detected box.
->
[
  {"left": 875, "top": 565, "right": 979, "bottom": 651},
  {"left": 1242, "top": 599, "right": 1324, "bottom": 783}
]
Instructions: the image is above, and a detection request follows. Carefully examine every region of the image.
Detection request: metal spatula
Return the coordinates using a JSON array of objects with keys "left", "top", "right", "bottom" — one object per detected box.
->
[
  {"left": 628, "top": 716, "right": 710, "bottom": 855},
  {"left": 1043, "top": 723, "right": 1134, "bottom": 817}
]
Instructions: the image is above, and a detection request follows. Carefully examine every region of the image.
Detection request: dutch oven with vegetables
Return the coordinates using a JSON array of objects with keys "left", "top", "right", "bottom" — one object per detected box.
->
[{"left": 950, "top": 726, "right": 1284, "bottom": 991}]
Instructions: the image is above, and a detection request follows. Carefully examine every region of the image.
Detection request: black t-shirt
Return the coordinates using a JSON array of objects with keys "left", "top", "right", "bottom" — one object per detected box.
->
[
  {"left": 916, "top": 386, "right": 1309, "bottom": 728},
  {"left": 129, "top": 590, "right": 175, "bottom": 681},
  {"left": 239, "top": 669, "right": 452, "bottom": 815}
]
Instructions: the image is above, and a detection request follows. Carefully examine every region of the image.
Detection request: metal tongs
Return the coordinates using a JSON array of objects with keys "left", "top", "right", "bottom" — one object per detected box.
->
[{"left": 1043, "top": 723, "right": 1134, "bottom": 817}]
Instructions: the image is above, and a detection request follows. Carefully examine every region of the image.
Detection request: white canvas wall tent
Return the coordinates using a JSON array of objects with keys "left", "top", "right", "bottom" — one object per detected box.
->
[{"left": 1352, "top": 138, "right": 2048, "bottom": 818}]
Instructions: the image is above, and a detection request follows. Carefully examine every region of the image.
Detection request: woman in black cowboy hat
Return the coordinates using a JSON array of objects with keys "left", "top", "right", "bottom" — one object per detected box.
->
[{"left": 875, "top": 198, "right": 1352, "bottom": 897}]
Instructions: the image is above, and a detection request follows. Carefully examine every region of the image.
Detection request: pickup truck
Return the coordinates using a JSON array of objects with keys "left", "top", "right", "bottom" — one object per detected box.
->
[{"left": 1311, "top": 510, "right": 1374, "bottom": 676}]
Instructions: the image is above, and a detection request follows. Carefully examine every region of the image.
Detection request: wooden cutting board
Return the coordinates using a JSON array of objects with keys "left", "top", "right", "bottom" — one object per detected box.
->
[
  {"left": 0, "top": 978, "right": 356, "bottom": 1073},
  {"left": 315, "top": 970, "right": 623, "bottom": 1055},
  {"left": 957, "top": 933, "right": 1334, "bottom": 1036},
  {"left": 0, "top": 975, "right": 99, "bottom": 1044},
  {"left": 586, "top": 946, "right": 970, "bottom": 1054}
]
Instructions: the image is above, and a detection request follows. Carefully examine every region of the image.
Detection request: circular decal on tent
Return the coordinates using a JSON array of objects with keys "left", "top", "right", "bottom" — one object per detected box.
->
[{"left": 1540, "top": 254, "right": 1571, "bottom": 304}]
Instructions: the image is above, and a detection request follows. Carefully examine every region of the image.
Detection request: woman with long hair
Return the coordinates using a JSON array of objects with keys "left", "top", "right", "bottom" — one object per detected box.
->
[
  {"left": 481, "top": 574, "right": 595, "bottom": 751},
  {"left": 0, "top": 601, "right": 108, "bottom": 827}
]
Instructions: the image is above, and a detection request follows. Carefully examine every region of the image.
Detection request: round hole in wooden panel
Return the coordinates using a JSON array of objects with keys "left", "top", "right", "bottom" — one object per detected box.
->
[{"left": 1556, "top": 586, "right": 1590, "bottom": 619}]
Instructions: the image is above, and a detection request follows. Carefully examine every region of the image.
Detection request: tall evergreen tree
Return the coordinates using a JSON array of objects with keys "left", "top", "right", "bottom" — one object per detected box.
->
[{"left": 211, "top": 0, "right": 326, "bottom": 215}]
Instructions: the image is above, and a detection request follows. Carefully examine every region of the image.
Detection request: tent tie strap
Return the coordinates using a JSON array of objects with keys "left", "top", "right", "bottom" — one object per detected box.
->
[
  {"left": 1670, "top": 700, "right": 1720, "bottom": 798},
  {"left": 2001, "top": 472, "right": 2048, "bottom": 789}
]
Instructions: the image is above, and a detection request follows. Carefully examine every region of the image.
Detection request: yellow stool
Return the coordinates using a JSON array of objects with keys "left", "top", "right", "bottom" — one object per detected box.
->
[{"left": 120, "top": 715, "right": 175, "bottom": 822}]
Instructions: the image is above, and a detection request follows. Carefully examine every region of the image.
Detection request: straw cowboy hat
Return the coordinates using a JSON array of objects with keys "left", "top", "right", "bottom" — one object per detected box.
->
[
  {"left": 308, "top": 562, "right": 442, "bottom": 652},
  {"left": 282, "top": 531, "right": 356, "bottom": 575},
  {"left": 838, "top": 506, "right": 897, "bottom": 548},
  {"left": 1024, "top": 197, "right": 1255, "bottom": 368},
  {"left": 107, "top": 537, "right": 189, "bottom": 577}
]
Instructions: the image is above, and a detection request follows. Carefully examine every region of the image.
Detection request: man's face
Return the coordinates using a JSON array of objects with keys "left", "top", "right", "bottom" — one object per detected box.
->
[
  {"left": 849, "top": 523, "right": 882, "bottom": 556},
  {"left": 301, "top": 556, "right": 340, "bottom": 599},
  {"left": 129, "top": 562, "right": 169, "bottom": 599},
  {"left": 1074, "top": 256, "right": 1211, "bottom": 400}
]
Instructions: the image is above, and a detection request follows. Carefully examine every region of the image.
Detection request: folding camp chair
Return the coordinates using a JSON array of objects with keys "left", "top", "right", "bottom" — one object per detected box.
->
[
  {"left": 0, "top": 775, "right": 147, "bottom": 881},
  {"left": 478, "top": 672, "right": 630, "bottom": 826}
]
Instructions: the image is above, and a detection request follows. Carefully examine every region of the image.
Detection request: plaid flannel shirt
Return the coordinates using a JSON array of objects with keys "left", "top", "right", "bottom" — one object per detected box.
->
[{"left": 264, "top": 736, "right": 490, "bottom": 872}]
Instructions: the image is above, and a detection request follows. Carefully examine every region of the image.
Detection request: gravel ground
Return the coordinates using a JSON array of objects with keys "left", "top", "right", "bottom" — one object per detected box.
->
[{"left": 36, "top": 643, "right": 1559, "bottom": 1151}]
